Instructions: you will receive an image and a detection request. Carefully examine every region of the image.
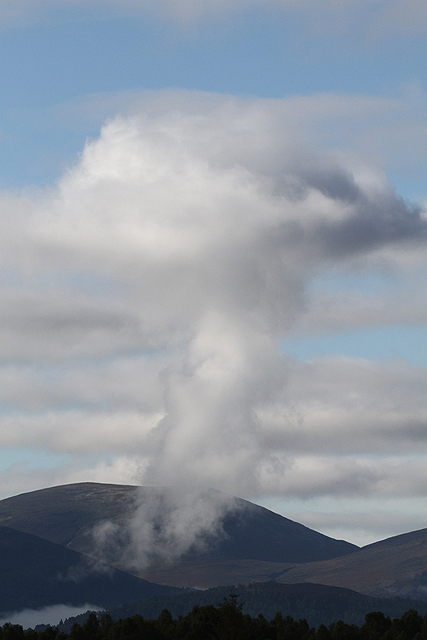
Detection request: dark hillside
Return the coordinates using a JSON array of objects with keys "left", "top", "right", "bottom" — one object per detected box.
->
[
  {"left": 0, "top": 525, "right": 179, "bottom": 615},
  {"left": 214, "top": 500, "right": 355, "bottom": 562}
]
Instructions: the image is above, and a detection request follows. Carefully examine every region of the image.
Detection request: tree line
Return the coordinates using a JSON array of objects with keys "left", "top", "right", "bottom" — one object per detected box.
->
[{"left": 2, "top": 596, "right": 427, "bottom": 640}]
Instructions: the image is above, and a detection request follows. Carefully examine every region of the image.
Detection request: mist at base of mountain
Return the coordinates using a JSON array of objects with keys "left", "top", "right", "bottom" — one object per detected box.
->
[{"left": 0, "top": 604, "right": 103, "bottom": 630}]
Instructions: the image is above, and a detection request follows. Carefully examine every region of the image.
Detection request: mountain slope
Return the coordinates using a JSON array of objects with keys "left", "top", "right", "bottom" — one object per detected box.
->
[
  {"left": 276, "top": 528, "right": 427, "bottom": 601},
  {"left": 1, "top": 483, "right": 427, "bottom": 600},
  {"left": 0, "top": 482, "right": 138, "bottom": 547},
  {"left": 0, "top": 483, "right": 357, "bottom": 589},
  {"left": 0, "top": 525, "right": 179, "bottom": 615}
]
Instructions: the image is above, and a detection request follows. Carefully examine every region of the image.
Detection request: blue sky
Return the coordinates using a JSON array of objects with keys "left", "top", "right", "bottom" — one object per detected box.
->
[
  {"left": 0, "top": 0, "right": 426, "bottom": 547},
  {"left": 2, "top": 3, "right": 427, "bottom": 192}
]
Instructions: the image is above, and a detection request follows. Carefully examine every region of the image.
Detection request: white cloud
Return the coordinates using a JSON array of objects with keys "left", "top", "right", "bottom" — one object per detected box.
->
[
  {"left": 92, "top": 486, "right": 238, "bottom": 571},
  {"left": 262, "top": 455, "right": 427, "bottom": 499},
  {"left": 258, "top": 357, "right": 427, "bottom": 455},
  {"left": 51, "top": 88, "right": 427, "bottom": 215},
  {"left": 269, "top": 495, "right": 427, "bottom": 546},
  {"left": 0, "top": 91, "right": 425, "bottom": 547},
  {"left": 291, "top": 276, "right": 427, "bottom": 337}
]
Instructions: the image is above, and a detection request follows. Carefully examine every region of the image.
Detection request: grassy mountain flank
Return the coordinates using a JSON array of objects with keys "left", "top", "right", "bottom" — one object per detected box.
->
[{"left": 277, "top": 528, "right": 427, "bottom": 601}]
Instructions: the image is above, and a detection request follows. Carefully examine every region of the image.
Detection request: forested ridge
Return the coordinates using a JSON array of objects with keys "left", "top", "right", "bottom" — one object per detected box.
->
[
  {"left": 104, "top": 582, "right": 427, "bottom": 628},
  {"left": 5, "top": 597, "right": 427, "bottom": 640}
]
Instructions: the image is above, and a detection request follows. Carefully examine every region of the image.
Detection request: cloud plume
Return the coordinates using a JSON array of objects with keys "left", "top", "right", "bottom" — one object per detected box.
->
[
  {"left": 92, "top": 486, "right": 237, "bottom": 571},
  {"left": 0, "top": 91, "right": 426, "bottom": 547}
]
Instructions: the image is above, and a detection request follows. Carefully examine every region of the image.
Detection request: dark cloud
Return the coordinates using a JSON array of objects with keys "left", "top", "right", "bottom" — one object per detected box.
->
[{"left": 317, "top": 196, "right": 426, "bottom": 259}]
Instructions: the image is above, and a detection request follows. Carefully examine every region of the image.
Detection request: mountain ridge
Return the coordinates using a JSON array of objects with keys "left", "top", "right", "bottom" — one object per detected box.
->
[
  {"left": 1, "top": 482, "right": 426, "bottom": 602},
  {"left": 0, "top": 482, "right": 358, "bottom": 588}
]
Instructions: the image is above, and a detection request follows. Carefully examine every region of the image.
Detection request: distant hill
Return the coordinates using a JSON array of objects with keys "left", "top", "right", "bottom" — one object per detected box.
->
[
  {"left": 94, "top": 582, "right": 427, "bottom": 629},
  {"left": 276, "top": 528, "right": 427, "bottom": 601},
  {"left": 0, "top": 483, "right": 358, "bottom": 588},
  {"left": 0, "top": 525, "right": 179, "bottom": 616}
]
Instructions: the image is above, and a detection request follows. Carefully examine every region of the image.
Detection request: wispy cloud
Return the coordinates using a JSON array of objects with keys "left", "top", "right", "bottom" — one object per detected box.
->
[{"left": 92, "top": 487, "right": 237, "bottom": 571}]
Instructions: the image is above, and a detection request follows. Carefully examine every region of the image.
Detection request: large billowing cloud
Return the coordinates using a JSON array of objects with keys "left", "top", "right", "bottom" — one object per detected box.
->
[{"left": 0, "top": 90, "right": 426, "bottom": 545}]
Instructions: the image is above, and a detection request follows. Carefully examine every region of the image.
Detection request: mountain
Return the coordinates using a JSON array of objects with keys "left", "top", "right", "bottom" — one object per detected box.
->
[
  {"left": 0, "top": 525, "right": 179, "bottom": 616},
  {"left": 1, "top": 482, "right": 427, "bottom": 621},
  {"left": 276, "top": 528, "right": 427, "bottom": 601},
  {"left": 0, "top": 483, "right": 358, "bottom": 588}
]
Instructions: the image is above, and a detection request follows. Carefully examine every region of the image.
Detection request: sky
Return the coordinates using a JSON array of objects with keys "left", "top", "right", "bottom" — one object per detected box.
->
[{"left": 0, "top": 0, "right": 426, "bottom": 548}]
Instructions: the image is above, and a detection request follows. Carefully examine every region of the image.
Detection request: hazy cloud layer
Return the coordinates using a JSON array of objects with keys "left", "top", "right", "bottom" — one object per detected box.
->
[
  {"left": 284, "top": 497, "right": 427, "bottom": 548},
  {"left": 0, "top": 91, "right": 426, "bottom": 546},
  {"left": 0, "top": 604, "right": 102, "bottom": 629},
  {"left": 1, "top": 0, "right": 427, "bottom": 35}
]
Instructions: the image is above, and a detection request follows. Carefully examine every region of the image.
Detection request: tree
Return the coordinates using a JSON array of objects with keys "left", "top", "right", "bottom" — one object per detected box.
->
[{"left": 363, "top": 611, "right": 391, "bottom": 639}]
